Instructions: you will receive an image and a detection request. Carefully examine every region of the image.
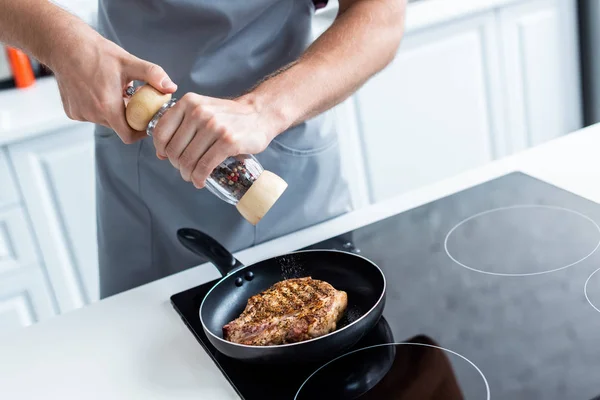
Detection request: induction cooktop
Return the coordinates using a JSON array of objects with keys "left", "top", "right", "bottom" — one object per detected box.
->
[{"left": 171, "top": 172, "right": 600, "bottom": 399}]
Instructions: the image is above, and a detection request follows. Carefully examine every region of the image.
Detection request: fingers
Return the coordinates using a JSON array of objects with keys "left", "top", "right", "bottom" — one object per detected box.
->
[
  {"left": 163, "top": 116, "right": 201, "bottom": 169},
  {"left": 152, "top": 101, "right": 185, "bottom": 158},
  {"left": 177, "top": 117, "right": 219, "bottom": 181},
  {"left": 113, "top": 119, "right": 146, "bottom": 144},
  {"left": 124, "top": 57, "right": 177, "bottom": 93},
  {"left": 107, "top": 98, "right": 146, "bottom": 144},
  {"left": 190, "top": 141, "right": 231, "bottom": 189},
  {"left": 154, "top": 94, "right": 220, "bottom": 172},
  {"left": 54, "top": 41, "right": 176, "bottom": 145},
  {"left": 123, "top": 81, "right": 135, "bottom": 107}
]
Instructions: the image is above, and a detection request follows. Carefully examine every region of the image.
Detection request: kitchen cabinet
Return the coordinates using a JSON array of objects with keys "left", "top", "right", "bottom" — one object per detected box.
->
[
  {"left": 0, "top": 208, "right": 56, "bottom": 333},
  {"left": 355, "top": 12, "right": 502, "bottom": 202},
  {"left": 351, "top": 0, "right": 581, "bottom": 203},
  {"left": 497, "top": 0, "right": 582, "bottom": 152},
  {"left": 7, "top": 123, "right": 98, "bottom": 314},
  {"left": 0, "top": 207, "right": 40, "bottom": 272},
  {"left": 0, "top": 265, "right": 56, "bottom": 333},
  {"left": 0, "top": 150, "right": 19, "bottom": 208},
  {"left": 331, "top": 99, "right": 371, "bottom": 210}
]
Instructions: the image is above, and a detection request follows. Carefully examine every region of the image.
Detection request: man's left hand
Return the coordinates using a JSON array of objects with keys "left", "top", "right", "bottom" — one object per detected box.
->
[{"left": 151, "top": 93, "right": 280, "bottom": 189}]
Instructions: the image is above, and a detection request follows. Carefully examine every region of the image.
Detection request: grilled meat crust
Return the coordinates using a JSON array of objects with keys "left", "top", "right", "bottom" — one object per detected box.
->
[{"left": 223, "top": 277, "right": 348, "bottom": 346}]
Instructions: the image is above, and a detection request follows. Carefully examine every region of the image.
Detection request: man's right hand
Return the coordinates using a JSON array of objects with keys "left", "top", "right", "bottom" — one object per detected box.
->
[
  {"left": 49, "top": 32, "right": 177, "bottom": 144},
  {"left": 0, "top": 0, "right": 176, "bottom": 144}
]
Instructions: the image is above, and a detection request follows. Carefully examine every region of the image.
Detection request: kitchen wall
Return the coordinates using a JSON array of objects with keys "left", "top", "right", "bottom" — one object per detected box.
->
[{"left": 0, "top": 0, "right": 584, "bottom": 335}]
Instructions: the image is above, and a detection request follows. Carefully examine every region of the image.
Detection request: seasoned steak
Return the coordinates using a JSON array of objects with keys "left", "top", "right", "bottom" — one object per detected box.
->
[{"left": 223, "top": 277, "right": 348, "bottom": 346}]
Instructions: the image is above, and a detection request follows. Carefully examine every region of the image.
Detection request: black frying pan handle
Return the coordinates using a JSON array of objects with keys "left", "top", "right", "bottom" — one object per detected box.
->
[{"left": 177, "top": 228, "right": 245, "bottom": 277}]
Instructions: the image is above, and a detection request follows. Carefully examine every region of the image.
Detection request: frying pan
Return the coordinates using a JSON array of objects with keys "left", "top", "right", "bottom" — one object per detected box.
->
[{"left": 177, "top": 228, "right": 386, "bottom": 364}]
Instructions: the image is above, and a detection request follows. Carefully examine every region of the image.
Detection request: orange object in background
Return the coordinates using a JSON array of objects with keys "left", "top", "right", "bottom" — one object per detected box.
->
[{"left": 5, "top": 46, "right": 35, "bottom": 88}]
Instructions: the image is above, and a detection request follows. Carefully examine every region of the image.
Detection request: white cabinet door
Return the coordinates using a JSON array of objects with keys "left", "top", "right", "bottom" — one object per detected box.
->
[
  {"left": 8, "top": 122, "right": 98, "bottom": 313},
  {"left": 355, "top": 12, "right": 503, "bottom": 203},
  {"left": 0, "top": 149, "right": 19, "bottom": 208},
  {"left": 0, "top": 207, "right": 40, "bottom": 273},
  {"left": 0, "top": 265, "right": 56, "bottom": 334},
  {"left": 498, "top": 0, "right": 582, "bottom": 151},
  {"left": 0, "top": 207, "right": 55, "bottom": 335},
  {"left": 331, "top": 98, "right": 371, "bottom": 210}
]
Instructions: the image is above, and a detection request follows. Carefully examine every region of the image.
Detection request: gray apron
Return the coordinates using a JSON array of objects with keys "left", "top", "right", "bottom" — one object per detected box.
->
[{"left": 95, "top": 0, "right": 352, "bottom": 298}]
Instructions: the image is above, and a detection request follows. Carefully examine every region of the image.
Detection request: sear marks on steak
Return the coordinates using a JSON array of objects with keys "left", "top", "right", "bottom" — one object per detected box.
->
[{"left": 223, "top": 277, "right": 348, "bottom": 346}]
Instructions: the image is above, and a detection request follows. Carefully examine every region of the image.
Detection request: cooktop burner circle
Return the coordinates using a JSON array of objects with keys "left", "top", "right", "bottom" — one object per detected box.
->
[
  {"left": 295, "top": 340, "right": 489, "bottom": 400},
  {"left": 444, "top": 205, "right": 600, "bottom": 276},
  {"left": 584, "top": 266, "right": 600, "bottom": 313}
]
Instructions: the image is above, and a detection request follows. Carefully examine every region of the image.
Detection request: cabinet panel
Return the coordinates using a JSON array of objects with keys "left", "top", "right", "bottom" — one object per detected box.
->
[
  {"left": 0, "top": 149, "right": 19, "bottom": 208},
  {"left": 8, "top": 123, "right": 98, "bottom": 313},
  {"left": 498, "top": 0, "right": 582, "bottom": 150},
  {"left": 331, "top": 99, "right": 371, "bottom": 209},
  {"left": 0, "top": 207, "right": 40, "bottom": 273},
  {"left": 355, "top": 13, "right": 501, "bottom": 202},
  {"left": 0, "top": 294, "right": 35, "bottom": 331},
  {"left": 0, "top": 266, "right": 56, "bottom": 334}
]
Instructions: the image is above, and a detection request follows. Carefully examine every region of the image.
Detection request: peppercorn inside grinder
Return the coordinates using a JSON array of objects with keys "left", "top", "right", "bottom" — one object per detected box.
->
[{"left": 125, "top": 84, "right": 288, "bottom": 225}]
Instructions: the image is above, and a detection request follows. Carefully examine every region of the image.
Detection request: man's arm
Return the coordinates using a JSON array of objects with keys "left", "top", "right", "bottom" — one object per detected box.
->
[
  {"left": 0, "top": 0, "right": 176, "bottom": 143},
  {"left": 151, "top": 0, "right": 407, "bottom": 189},
  {"left": 246, "top": 0, "right": 407, "bottom": 134},
  {"left": 0, "top": 0, "right": 89, "bottom": 70}
]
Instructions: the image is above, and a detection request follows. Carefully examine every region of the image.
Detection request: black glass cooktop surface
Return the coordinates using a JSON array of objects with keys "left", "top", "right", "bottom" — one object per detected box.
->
[{"left": 171, "top": 172, "right": 600, "bottom": 399}]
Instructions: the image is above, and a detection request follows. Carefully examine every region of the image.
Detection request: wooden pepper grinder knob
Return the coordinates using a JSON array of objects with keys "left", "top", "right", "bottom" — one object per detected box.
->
[
  {"left": 125, "top": 85, "right": 172, "bottom": 131},
  {"left": 124, "top": 84, "right": 288, "bottom": 225}
]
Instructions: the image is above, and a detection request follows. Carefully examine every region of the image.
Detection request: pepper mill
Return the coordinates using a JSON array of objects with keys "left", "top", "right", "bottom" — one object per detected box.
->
[{"left": 125, "top": 84, "right": 288, "bottom": 225}]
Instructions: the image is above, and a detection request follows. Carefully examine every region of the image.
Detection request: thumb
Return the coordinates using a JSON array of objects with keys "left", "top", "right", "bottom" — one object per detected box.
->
[{"left": 125, "top": 57, "right": 177, "bottom": 93}]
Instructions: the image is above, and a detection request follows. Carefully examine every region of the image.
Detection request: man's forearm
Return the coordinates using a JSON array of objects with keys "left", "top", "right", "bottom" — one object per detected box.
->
[
  {"left": 246, "top": 0, "right": 407, "bottom": 137},
  {"left": 0, "top": 0, "right": 95, "bottom": 70}
]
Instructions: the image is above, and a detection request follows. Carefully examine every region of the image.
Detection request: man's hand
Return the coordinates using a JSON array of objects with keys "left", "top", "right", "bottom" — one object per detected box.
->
[
  {"left": 151, "top": 93, "right": 282, "bottom": 188},
  {"left": 50, "top": 33, "right": 177, "bottom": 144},
  {"left": 0, "top": 0, "right": 177, "bottom": 144}
]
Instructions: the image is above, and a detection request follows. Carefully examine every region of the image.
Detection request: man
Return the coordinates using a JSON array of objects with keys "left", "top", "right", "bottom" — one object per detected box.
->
[{"left": 0, "top": 0, "right": 406, "bottom": 298}]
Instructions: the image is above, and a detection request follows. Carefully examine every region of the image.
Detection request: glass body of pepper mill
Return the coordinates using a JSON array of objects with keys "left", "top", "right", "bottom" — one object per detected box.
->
[{"left": 125, "top": 84, "right": 288, "bottom": 225}]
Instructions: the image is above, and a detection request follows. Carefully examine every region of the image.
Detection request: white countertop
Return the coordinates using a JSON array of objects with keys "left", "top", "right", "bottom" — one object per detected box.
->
[
  {"left": 0, "top": 77, "right": 82, "bottom": 147},
  {"left": 1, "top": 121, "right": 600, "bottom": 399}
]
